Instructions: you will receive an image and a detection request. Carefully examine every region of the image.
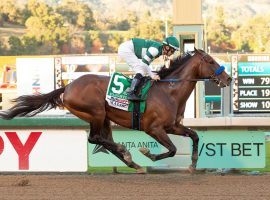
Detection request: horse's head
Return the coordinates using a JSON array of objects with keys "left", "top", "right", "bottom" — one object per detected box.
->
[{"left": 194, "top": 48, "right": 232, "bottom": 87}]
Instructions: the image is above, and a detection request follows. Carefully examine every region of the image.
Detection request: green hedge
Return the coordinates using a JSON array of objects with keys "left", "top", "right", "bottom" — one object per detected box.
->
[{"left": 0, "top": 117, "right": 88, "bottom": 128}]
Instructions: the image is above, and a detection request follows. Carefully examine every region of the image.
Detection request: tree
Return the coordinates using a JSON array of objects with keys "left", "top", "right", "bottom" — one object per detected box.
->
[
  {"left": 88, "top": 30, "right": 100, "bottom": 53},
  {"left": 127, "top": 11, "right": 139, "bottom": 28},
  {"left": 116, "top": 20, "right": 130, "bottom": 31},
  {"left": 8, "top": 36, "right": 24, "bottom": 55},
  {"left": 0, "top": 40, "right": 6, "bottom": 55},
  {"left": 22, "top": 36, "right": 41, "bottom": 55},
  {"left": 84, "top": 32, "right": 92, "bottom": 53},
  {"left": 206, "top": 6, "right": 235, "bottom": 52},
  {"left": 7, "top": 35, "right": 41, "bottom": 55},
  {"left": 0, "top": 0, "right": 24, "bottom": 25},
  {"left": 135, "top": 11, "right": 165, "bottom": 41},
  {"left": 69, "top": 33, "right": 86, "bottom": 54},
  {"left": 0, "top": 14, "right": 4, "bottom": 27},
  {"left": 25, "top": 1, "right": 69, "bottom": 54},
  {"left": 56, "top": 0, "right": 95, "bottom": 30},
  {"left": 20, "top": 6, "right": 32, "bottom": 25},
  {"left": 107, "top": 33, "right": 124, "bottom": 52},
  {"left": 76, "top": 4, "right": 95, "bottom": 30},
  {"left": 27, "top": 0, "right": 52, "bottom": 18},
  {"left": 232, "top": 14, "right": 270, "bottom": 53}
]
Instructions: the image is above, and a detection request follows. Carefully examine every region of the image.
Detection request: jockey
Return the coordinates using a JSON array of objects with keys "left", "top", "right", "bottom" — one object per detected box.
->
[{"left": 118, "top": 36, "right": 180, "bottom": 101}]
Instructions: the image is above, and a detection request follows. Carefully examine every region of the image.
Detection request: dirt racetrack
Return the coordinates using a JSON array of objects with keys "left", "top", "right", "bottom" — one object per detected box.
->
[{"left": 0, "top": 172, "right": 270, "bottom": 200}]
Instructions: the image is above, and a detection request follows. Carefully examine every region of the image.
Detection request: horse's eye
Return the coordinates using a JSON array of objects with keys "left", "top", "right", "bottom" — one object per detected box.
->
[{"left": 209, "top": 60, "right": 215, "bottom": 64}]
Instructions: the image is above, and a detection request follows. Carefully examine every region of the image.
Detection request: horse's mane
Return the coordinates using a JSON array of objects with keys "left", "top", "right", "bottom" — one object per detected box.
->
[{"left": 157, "top": 52, "right": 194, "bottom": 79}]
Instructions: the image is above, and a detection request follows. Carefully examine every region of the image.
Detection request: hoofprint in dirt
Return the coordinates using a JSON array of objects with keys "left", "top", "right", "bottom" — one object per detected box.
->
[{"left": 0, "top": 173, "right": 269, "bottom": 200}]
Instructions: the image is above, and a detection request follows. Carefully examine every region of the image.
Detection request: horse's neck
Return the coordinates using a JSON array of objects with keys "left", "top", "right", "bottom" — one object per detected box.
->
[
  {"left": 169, "top": 55, "right": 200, "bottom": 80},
  {"left": 167, "top": 57, "right": 200, "bottom": 117}
]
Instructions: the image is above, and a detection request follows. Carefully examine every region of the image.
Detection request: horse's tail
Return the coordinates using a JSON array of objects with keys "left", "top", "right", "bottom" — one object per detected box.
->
[{"left": 0, "top": 87, "right": 66, "bottom": 120}]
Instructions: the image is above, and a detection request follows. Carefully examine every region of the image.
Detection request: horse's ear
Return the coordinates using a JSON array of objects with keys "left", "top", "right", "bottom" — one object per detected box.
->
[{"left": 194, "top": 47, "right": 198, "bottom": 52}]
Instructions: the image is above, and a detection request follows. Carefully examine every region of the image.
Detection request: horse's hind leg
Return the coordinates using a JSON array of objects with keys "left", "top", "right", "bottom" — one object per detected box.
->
[
  {"left": 97, "top": 118, "right": 133, "bottom": 164},
  {"left": 88, "top": 118, "right": 144, "bottom": 173},
  {"left": 101, "top": 118, "right": 113, "bottom": 141}
]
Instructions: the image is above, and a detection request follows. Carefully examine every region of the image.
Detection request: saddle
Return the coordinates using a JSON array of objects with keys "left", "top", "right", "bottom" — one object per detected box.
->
[{"left": 106, "top": 72, "right": 152, "bottom": 130}]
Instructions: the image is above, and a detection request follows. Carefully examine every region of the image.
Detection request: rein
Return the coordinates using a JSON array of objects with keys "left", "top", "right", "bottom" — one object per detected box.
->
[
  {"left": 158, "top": 52, "right": 225, "bottom": 83},
  {"left": 158, "top": 78, "right": 210, "bottom": 82},
  {"left": 158, "top": 66, "right": 225, "bottom": 83}
]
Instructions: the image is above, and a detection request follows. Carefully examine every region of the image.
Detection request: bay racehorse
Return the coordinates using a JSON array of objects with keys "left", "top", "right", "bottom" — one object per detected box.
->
[{"left": 0, "top": 48, "right": 231, "bottom": 173}]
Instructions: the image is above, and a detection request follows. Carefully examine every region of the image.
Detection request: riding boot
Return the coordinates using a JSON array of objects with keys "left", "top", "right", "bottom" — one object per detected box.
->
[{"left": 127, "top": 73, "right": 143, "bottom": 101}]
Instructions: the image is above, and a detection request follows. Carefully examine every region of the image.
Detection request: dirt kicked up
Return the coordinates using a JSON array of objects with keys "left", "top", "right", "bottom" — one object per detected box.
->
[{"left": 0, "top": 173, "right": 270, "bottom": 200}]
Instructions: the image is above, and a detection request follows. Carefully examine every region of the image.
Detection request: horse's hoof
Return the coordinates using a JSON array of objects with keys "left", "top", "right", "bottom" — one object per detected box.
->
[
  {"left": 188, "top": 165, "right": 196, "bottom": 174},
  {"left": 139, "top": 147, "right": 150, "bottom": 155},
  {"left": 136, "top": 168, "right": 146, "bottom": 174}
]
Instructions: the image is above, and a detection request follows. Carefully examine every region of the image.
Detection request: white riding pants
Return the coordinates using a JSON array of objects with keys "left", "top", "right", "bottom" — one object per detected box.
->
[{"left": 118, "top": 40, "right": 153, "bottom": 77}]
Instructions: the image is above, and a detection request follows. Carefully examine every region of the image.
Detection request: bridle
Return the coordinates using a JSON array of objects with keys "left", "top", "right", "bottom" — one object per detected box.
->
[{"left": 198, "top": 52, "right": 225, "bottom": 85}]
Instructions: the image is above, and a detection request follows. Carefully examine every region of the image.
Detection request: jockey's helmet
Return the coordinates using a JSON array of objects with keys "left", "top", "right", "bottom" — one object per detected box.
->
[{"left": 163, "top": 36, "right": 180, "bottom": 51}]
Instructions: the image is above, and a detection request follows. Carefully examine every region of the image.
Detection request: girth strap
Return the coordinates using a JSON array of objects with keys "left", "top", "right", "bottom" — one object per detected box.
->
[{"left": 132, "top": 101, "right": 141, "bottom": 130}]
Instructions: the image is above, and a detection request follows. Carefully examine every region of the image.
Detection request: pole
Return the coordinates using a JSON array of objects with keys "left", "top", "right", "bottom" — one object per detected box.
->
[
  {"left": 165, "top": 17, "right": 168, "bottom": 37},
  {"left": 204, "top": 16, "right": 207, "bottom": 51}
]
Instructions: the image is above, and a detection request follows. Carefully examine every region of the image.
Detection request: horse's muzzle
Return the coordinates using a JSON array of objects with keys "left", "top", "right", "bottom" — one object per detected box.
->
[{"left": 217, "top": 76, "right": 232, "bottom": 87}]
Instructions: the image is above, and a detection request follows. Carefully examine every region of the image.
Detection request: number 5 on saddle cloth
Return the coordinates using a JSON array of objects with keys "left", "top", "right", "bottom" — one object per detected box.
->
[{"left": 106, "top": 72, "right": 151, "bottom": 130}]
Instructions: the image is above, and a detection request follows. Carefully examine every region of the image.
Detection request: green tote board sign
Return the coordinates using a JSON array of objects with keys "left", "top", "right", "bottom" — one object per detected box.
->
[{"left": 196, "top": 130, "right": 265, "bottom": 168}]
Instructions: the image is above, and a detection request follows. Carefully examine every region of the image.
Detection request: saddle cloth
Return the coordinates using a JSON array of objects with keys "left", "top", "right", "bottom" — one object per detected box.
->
[{"left": 106, "top": 72, "right": 151, "bottom": 113}]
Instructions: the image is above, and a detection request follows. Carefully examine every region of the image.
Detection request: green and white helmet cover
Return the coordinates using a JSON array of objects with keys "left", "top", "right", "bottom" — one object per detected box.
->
[{"left": 163, "top": 36, "right": 180, "bottom": 50}]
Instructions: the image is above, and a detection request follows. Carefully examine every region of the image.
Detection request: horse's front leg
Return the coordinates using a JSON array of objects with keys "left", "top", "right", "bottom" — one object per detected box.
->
[
  {"left": 140, "top": 127, "right": 177, "bottom": 161},
  {"left": 171, "top": 124, "right": 199, "bottom": 173}
]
